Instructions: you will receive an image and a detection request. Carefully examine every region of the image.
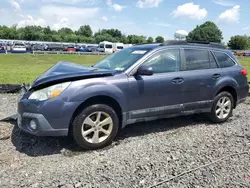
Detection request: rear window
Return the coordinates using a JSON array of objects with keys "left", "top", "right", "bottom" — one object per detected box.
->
[
  {"left": 117, "top": 46, "right": 124, "bottom": 49},
  {"left": 105, "top": 44, "right": 113, "bottom": 48},
  {"left": 213, "top": 51, "right": 235, "bottom": 68},
  {"left": 184, "top": 49, "right": 210, "bottom": 70}
]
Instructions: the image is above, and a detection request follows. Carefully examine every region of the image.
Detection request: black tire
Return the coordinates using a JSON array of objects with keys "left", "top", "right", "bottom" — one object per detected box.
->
[
  {"left": 72, "top": 104, "right": 119, "bottom": 150},
  {"left": 209, "top": 91, "right": 234, "bottom": 123}
]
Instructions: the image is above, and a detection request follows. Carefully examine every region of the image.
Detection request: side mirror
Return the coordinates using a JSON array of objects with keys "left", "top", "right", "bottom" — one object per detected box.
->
[{"left": 136, "top": 65, "right": 153, "bottom": 76}]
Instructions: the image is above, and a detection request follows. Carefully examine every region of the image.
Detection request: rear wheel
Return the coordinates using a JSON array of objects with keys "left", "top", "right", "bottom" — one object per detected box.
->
[
  {"left": 209, "top": 91, "right": 234, "bottom": 123},
  {"left": 72, "top": 104, "right": 119, "bottom": 150}
]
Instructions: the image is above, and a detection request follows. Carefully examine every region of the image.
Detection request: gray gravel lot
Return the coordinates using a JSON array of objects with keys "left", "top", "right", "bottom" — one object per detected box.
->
[{"left": 0, "top": 93, "right": 250, "bottom": 188}]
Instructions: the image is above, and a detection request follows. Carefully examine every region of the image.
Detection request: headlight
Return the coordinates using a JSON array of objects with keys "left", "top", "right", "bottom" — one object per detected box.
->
[{"left": 28, "top": 82, "right": 71, "bottom": 101}]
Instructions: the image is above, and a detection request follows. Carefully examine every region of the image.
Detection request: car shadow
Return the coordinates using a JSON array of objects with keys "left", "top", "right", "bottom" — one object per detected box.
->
[{"left": 10, "top": 114, "right": 215, "bottom": 157}]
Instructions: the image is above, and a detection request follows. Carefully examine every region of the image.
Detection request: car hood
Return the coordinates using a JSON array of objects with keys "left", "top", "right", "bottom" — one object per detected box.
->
[{"left": 30, "top": 61, "right": 116, "bottom": 90}]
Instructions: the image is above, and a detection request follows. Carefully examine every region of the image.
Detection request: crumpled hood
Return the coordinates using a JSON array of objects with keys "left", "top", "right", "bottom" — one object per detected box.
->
[{"left": 30, "top": 61, "right": 116, "bottom": 90}]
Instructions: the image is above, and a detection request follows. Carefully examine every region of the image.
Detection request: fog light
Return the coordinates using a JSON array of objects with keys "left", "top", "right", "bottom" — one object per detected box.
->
[{"left": 29, "top": 120, "right": 37, "bottom": 130}]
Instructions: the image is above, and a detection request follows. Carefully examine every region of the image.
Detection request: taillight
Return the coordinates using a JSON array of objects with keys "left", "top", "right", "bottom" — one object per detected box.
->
[{"left": 240, "top": 68, "right": 248, "bottom": 76}]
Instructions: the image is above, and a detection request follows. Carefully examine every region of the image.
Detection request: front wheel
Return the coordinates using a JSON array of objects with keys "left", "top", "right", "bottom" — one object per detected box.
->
[
  {"left": 72, "top": 104, "right": 119, "bottom": 150},
  {"left": 209, "top": 91, "right": 234, "bottom": 123}
]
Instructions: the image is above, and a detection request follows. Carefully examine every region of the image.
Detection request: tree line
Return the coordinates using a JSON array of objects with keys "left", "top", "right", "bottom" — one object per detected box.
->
[
  {"left": 0, "top": 22, "right": 249, "bottom": 49},
  {"left": 0, "top": 24, "right": 165, "bottom": 44},
  {"left": 186, "top": 21, "right": 250, "bottom": 50}
]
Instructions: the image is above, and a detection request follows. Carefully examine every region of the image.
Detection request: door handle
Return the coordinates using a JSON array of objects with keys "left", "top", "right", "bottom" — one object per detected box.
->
[
  {"left": 212, "top": 74, "right": 221, "bottom": 79},
  {"left": 172, "top": 77, "right": 184, "bottom": 84}
]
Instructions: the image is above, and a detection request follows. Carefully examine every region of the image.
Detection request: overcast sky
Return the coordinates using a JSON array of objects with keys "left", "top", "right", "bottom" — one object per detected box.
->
[{"left": 1, "top": 0, "right": 250, "bottom": 42}]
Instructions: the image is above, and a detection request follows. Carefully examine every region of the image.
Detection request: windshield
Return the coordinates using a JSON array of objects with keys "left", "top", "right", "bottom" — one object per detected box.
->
[{"left": 93, "top": 47, "right": 150, "bottom": 71}]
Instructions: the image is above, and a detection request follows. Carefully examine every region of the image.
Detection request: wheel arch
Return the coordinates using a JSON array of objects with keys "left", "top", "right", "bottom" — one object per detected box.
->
[
  {"left": 215, "top": 86, "right": 237, "bottom": 108},
  {"left": 68, "top": 95, "right": 123, "bottom": 135}
]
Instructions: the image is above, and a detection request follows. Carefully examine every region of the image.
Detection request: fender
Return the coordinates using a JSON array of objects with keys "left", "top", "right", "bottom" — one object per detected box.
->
[
  {"left": 213, "top": 76, "right": 239, "bottom": 98},
  {"left": 67, "top": 82, "right": 128, "bottom": 113}
]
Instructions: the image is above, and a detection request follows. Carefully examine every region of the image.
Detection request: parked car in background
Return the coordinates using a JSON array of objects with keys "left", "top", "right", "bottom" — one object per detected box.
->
[
  {"left": 98, "top": 41, "right": 113, "bottom": 53},
  {"left": 25, "top": 43, "right": 32, "bottom": 51},
  {"left": 75, "top": 45, "right": 82, "bottom": 52},
  {"left": 66, "top": 46, "right": 76, "bottom": 52},
  {"left": 0, "top": 43, "right": 4, "bottom": 50},
  {"left": 31, "top": 44, "right": 45, "bottom": 51},
  {"left": 80, "top": 45, "right": 87, "bottom": 52},
  {"left": 86, "top": 45, "right": 98, "bottom": 52},
  {"left": 17, "top": 40, "right": 249, "bottom": 150},
  {"left": 47, "top": 44, "right": 65, "bottom": 51},
  {"left": 113, "top": 43, "right": 124, "bottom": 53},
  {"left": 12, "top": 42, "right": 26, "bottom": 51}
]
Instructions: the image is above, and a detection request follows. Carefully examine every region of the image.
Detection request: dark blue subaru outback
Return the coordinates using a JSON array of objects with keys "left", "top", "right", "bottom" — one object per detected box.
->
[{"left": 18, "top": 41, "right": 249, "bottom": 149}]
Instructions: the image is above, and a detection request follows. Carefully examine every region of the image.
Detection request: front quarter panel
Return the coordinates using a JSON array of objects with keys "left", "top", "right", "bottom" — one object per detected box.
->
[{"left": 61, "top": 74, "right": 129, "bottom": 112}]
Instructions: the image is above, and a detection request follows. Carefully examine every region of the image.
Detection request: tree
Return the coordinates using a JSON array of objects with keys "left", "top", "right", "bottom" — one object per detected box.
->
[
  {"left": 77, "top": 25, "right": 93, "bottom": 37},
  {"left": 187, "top": 21, "right": 223, "bottom": 43},
  {"left": 228, "top": 35, "right": 250, "bottom": 50},
  {"left": 127, "top": 35, "right": 146, "bottom": 44},
  {"left": 147, "top": 37, "right": 154, "bottom": 43},
  {"left": 58, "top": 27, "right": 73, "bottom": 35},
  {"left": 155, "top": 36, "right": 164, "bottom": 43}
]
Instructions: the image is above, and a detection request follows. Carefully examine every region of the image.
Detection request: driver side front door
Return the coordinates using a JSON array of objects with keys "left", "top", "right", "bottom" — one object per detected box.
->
[{"left": 128, "top": 48, "right": 185, "bottom": 119}]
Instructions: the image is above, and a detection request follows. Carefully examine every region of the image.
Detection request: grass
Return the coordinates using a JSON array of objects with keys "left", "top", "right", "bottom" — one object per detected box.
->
[
  {"left": 0, "top": 54, "right": 249, "bottom": 84},
  {"left": 0, "top": 54, "right": 106, "bottom": 84},
  {"left": 239, "top": 58, "right": 250, "bottom": 82}
]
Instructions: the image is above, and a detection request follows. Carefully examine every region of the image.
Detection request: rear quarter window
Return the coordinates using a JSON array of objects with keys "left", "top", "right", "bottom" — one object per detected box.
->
[{"left": 213, "top": 51, "right": 235, "bottom": 68}]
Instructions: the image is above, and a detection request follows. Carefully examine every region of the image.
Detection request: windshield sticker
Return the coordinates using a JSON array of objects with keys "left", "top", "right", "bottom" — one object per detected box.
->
[
  {"left": 132, "top": 50, "right": 147, "bottom": 55},
  {"left": 115, "top": 67, "right": 124, "bottom": 71}
]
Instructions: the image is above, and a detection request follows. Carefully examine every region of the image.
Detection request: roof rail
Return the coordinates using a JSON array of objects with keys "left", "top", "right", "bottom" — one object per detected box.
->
[{"left": 160, "top": 40, "right": 226, "bottom": 49}]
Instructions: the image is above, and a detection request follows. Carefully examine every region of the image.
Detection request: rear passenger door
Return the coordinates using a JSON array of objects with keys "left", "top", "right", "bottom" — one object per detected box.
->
[{"left": 180, "top": 48, "right": 221, "bottom": 111}]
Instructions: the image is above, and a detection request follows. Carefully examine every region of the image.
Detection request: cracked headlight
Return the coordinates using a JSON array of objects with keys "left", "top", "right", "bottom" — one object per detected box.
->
[{"left": 28, "top": 82, "right": 71, "bottom": 101}]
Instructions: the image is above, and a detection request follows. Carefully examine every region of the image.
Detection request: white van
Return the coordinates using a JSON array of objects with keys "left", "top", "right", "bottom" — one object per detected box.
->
[
  {"left": 113, "top": 43, "right": 124, "bottom": 53},
  {"left": 98, "top": 41, "right": 113, "bottom": 54}
]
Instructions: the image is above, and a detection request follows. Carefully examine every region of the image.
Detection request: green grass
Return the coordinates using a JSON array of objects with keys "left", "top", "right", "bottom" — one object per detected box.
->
[
  {"left": 239, "top": 58, "right": 250, "bottom": 82},
  {"left": 0, "top": 54, "right": 249, "bottom": 84},
  {"left": 0, "top": 54, "right": 106, "bottom": 84}
]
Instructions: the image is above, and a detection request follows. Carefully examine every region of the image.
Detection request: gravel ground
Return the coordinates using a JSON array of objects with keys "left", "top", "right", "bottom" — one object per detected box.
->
[
  {"left": 1, "top": 94, "right": 250, "bottom": 188},
  {"left": 0, "top": 93, "right": 18, "bottom": 120}
]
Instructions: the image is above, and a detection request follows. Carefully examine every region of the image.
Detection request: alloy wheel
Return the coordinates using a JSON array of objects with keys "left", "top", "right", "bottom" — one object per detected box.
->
[
  {"left": 81, "top": 111, "right": 113, "bottom": 144},
  {"left": 215, "top": 96, "right": 232, "bottom": 119}
]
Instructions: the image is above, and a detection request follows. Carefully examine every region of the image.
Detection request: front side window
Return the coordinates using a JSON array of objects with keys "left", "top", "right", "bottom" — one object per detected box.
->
[
  {"left": 213, "top": 51, "right": 235, "bottom": 68},
  {"left": 142, "top": 49, "right": 180, "bottom": 74},
  {"left": 184, "top": 49, "right": 210, "bottom": 71}
]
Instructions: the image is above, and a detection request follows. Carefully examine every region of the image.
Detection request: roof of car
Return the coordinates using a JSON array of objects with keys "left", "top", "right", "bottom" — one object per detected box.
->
[
  {"left": 131, "top": 43, "right": 162, "bottom": 49},
  {"left": 132, "top": 40, "right": 228, "bottom": 52}
]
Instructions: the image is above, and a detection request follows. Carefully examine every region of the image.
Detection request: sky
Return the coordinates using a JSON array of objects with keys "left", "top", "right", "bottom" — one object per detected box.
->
[{"left": 0, "top": 0, "right": 250, "bottom": 42}]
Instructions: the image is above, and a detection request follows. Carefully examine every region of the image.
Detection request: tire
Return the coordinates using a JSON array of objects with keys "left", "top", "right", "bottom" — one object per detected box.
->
[
  {"left": 72, "top": 104, "right": 119, "bottom": 150},
  {"left": 209, "top": 91, "right": 234, "bottom": 123}
]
